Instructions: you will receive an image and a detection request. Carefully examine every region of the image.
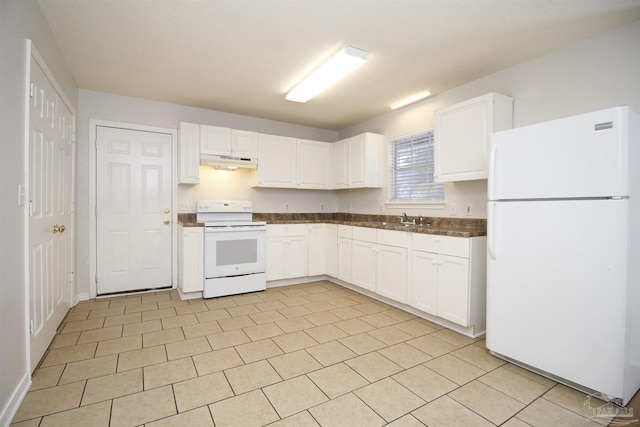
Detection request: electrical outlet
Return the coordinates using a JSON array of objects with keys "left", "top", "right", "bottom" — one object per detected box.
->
[
  {"left": 380, "top": 204, "right": 385, "bottom": 213},
  {"left": 465, "top": 204, "right": 472, "bottom": 216},
  {"left": 449, "top": 203, "right": 457, "bottom": 215},
  {"left": 348, "top": 203, "right": 352, "bottom": 212},
  {"left": 284, "top": 202, "right": 289, "bottom": 211},
  {"left": 320, "top": 204, "right": 324, "bottom": 210},
  {"left": 179, "top": 201, "right": 191, "bottom": 212}
]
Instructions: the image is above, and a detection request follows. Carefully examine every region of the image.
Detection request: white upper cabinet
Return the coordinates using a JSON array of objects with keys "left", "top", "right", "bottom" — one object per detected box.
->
[
  {"left": 255, "top": 134, "right": 297, "bottom": 187},
  {"left": 434, "top": 92, "right": 513, "bottom": 182},
  {"left": 255, "top": 135, "right": 332, "bottom": 189},
  {"left": 297, "top": 139, "right": 332, "bottom": 189},
  {"left": 178, "top": 122, "right": 200, "bottom": 184},
  {"left": 333, "top": 133, "right": 383, "bottom": 189},
  {"left": 200, "top": 125, "right": 231, "bottom": 155},
  {"left": 231, "top": 129, "right": 258, "bottom": 158},
  {"left": 201, "top": 125, "right": 258, "bottom": 158},
  {"left": 333, "top": 139, "right": 349, "bottom": 189}
]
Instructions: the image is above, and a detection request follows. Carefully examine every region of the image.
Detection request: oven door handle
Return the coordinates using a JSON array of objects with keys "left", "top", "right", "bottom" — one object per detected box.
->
[{"left": 205, "top": 226, "right": 266, "bottom": 233}]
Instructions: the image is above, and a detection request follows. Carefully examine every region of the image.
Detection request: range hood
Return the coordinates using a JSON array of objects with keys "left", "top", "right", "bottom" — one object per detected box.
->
[{"left": 200, "top": 154, "right": 257, "bottom": 169}]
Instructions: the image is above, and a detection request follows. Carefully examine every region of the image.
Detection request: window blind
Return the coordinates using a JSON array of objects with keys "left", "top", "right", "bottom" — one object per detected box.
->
[{"left": 390, "top": 130, "right": 444, "bottom": 201}]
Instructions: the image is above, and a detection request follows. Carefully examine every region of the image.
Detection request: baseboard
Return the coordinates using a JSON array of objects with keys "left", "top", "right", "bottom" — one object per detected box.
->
[
  {"left": 0, "top": 371, "right": 31, "bottom": 427},
  {"left": 76, "top": 292, "right": 91, "bottom": 302}
]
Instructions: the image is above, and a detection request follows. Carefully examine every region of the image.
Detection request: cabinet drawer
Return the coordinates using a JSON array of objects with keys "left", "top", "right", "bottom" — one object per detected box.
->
[
  {"left": 338, "top": 225, "right": 353, "bottom": 239},
  {"left": 267, "top": 224, "right": 307, "bottom": 237},
  {"left": 412, "top": 234, "right": 469, "bottom": 258},
  {"left": 352, "top": 226, "right": 376, "bottom": 243},
  {"left": 377, "top": 229, "right": 408, "bottom": 247}
]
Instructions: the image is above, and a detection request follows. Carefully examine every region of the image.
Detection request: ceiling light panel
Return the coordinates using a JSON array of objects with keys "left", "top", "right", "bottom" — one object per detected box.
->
[{"left": 286, "top": 46, "right": 368, "bottom": 103}]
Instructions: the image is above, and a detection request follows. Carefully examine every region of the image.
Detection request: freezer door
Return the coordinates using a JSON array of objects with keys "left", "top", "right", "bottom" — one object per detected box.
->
[
  {"left": 486, "top": 199, "right": 628, "bottom": 399},
  {"left": 489, "top": 106, "right": 629, "bottom": 200}
]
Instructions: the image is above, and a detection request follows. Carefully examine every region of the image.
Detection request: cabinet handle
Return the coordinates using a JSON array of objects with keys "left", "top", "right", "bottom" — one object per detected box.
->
[
  {"left": 434, "top": 238, "right": 440, "bottom": 243},
  {"left": 438, "top": 261, "right": 443, "bottom": 265}
]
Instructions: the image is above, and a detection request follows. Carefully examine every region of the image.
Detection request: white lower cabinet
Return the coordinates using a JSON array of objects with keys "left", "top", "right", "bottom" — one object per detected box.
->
[
  {"left": 266, "top": 224, "right": 308, "bottom": 280},
  {"left": 325, "top": 224, "right": 338, "bottom": 277},
  {"left": 377, "top": 243, "right": 408, "bottom": 303},
  {"left": 435, "top": 254, "right": 470, "bottom": 325},
  {"left": 178, "top": 225, "right": 204, "bottom": 293},
  {"left": 337, "top": 225, "right": 352, "bottom": 282},
  {"left": 308, "top": 224, "right": 326, "bottom": 276},
  {"left": 350, "top": 227, "right": 408, "bottom": 303},
  {"left": 410, "top": 234, "right": 486, "bottom": 330},
  {"left": 351, "top": 238, "right": 377, "bottom": 291}
]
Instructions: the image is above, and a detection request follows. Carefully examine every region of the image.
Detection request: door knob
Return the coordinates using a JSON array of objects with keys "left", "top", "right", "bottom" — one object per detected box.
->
[
  {"left": 58, "top": 224, "right": 65, "bottom": 233},
  {"left": 163, "top": 219, "right": 170, "bottom": 225},
  {"left": 50, "top": 224, "right": 60, "bottom": 234},
  {"left": 164, "top": 208, "right": 170, "bottom": 214}
]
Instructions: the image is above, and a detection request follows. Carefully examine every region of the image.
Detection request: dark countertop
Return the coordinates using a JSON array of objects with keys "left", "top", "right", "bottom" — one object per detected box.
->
[{"left": 178, "top": 212, "right": 486, "bottom": 238}]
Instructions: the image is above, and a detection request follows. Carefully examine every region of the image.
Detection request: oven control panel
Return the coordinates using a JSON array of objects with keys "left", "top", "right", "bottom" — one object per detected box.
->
[{"left": 197, "top": 200, "right": 253, "bottom": 213}]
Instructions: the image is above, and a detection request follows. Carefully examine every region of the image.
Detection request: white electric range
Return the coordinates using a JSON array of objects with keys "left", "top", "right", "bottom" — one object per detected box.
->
[{"left": 196, "top": 200, "right": 266, "bottom": 298}]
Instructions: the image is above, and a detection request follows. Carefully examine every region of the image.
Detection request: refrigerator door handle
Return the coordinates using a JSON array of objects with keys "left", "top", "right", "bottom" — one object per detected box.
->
[
  {"left": 488, "top": 202, "right": 498, "bottom": 260},
  {"left": 488, "top": 142, "right": 498, "bottom": 200}
]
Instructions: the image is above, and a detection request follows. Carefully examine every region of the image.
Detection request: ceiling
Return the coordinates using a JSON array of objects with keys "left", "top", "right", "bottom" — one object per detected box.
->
[{"left": 38, "top": 0, "right": 640, "bottom": 130}]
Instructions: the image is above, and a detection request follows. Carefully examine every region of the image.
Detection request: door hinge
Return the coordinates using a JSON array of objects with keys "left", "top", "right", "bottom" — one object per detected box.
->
[
  {"left": 95, "top": 273, "right": 98, "bottom": 285},
  {"left": 29, "top": 81, "right": 34, "bottom": 98},
  {"left": 30, "top": 319, "right": 34, "bottom": 334},
  {"left": 29, "top": 200, "right": 33, "bottom": 217}
]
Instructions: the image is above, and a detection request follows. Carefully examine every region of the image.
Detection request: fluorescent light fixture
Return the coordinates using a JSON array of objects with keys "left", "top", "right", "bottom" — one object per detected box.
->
[
  {"left": 286, "top": 46, "right": 368, "bottom": 103},
  {"left": 390, "top": 90, "right": 432, "bottom": 110}
]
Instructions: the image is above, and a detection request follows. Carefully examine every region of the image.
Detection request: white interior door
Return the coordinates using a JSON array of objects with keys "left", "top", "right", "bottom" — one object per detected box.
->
[
  {"left": 96, "top": 126, "right": 173, "bottom": 295},
  {"left": 29, "top": 54, "right": 75, "bottom": 370}
]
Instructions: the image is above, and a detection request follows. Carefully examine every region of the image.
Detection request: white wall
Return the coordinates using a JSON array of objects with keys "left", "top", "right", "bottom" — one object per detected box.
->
[
  {"left": 0, "top": 1, "right": 78, "bottom": 424},
  {"left": 338, "top": 19, "right": 640, "bottom": 219},
  {"left": 76, "top": 90, "right": 339, "bottom": 297}
]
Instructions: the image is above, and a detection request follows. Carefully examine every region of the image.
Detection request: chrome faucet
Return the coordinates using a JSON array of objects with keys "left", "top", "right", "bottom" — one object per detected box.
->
[{"left": 400, "top": 212, "right": 415, "bottom": 224}]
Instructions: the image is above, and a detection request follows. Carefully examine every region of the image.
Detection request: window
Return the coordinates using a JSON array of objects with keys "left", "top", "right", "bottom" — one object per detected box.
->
[{"left": 390, "top": 130, "right": 444, "bottom": 201}]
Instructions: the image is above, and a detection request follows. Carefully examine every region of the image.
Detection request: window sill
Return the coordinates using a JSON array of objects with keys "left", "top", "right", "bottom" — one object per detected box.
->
[{"left": 384, "top": 201, "right": 446, "bottom": 210}]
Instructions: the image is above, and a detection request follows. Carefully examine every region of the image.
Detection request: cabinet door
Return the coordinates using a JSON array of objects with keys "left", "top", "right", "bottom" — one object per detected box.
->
[
  {"left": 333, "top": 139, "right": 349, "bottom": 189},
  {"left": 308, "top": 224, "right": 326, "bottom": 276},
  {"left": 410, "top": 250, "right": 438, "bottom": 315},
  {"left": 437, "top": 254, "right": 470, "bottom": 326},
  {"left": 287, "top": 235, "right": 308, "bottom": 279},
  {"left": 266, "top": 237, "right": 288, "bottom": 280},
  {"left": 178, "top": 122, "right": 200, "bottom": 184},
  {"left": 231, "top": 129, "right": 258, "bottom": 158},
  {"left": 351, "top": 240, "right": 376, "bottom": 291},
  {"left": 257, "top": 134, "right": 297, "bottom": 188},
  {"left": 298, "top": 139, "right": 332, "bottom": 189},
  {"left": 349, "top": 133, "right": 383, "bottom": 188},
  {"left": 377, "top": 244, "right": 407, "bottom": 303},
  {"left": 434, "top": 93, "right": 512, "bottom": 182},
  {"left": 201, "top": 125, "right": 231, "bottom": 155},
  {"left": 179, "top": 226, "right": 203, "bottom": 292},
  {"left": 337, "top": 237, "right": 352, "bottom": 282},
  {"left": 349, "top": 134, "right": 366, "bottom": 187},
  {"left": 325, "top": 224, "right": 338, "bottom": 277}
]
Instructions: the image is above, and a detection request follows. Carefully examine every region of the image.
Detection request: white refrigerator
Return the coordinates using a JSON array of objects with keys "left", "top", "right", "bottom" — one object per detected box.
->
[{"left": 487, "top": 106, "right": 640, "bottom": 405}]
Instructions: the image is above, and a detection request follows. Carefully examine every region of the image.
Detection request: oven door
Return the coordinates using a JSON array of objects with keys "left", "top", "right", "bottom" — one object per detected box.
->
[{"left": 204, "top": 226, "right": 266, "bottom": 278}]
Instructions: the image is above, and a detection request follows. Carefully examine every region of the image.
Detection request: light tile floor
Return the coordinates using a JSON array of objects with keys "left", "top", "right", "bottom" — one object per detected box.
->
[{"left": 11, "top": 280, "right": 638, "bottom": 426}]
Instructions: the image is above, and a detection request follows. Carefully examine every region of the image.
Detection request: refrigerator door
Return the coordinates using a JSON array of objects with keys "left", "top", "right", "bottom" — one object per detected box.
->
[
  {"left": 487, "top": 199, "right": 628, "bottom": 399},
  {"left": 489, "top": 107, "right": 629, "bottom": 201}
]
